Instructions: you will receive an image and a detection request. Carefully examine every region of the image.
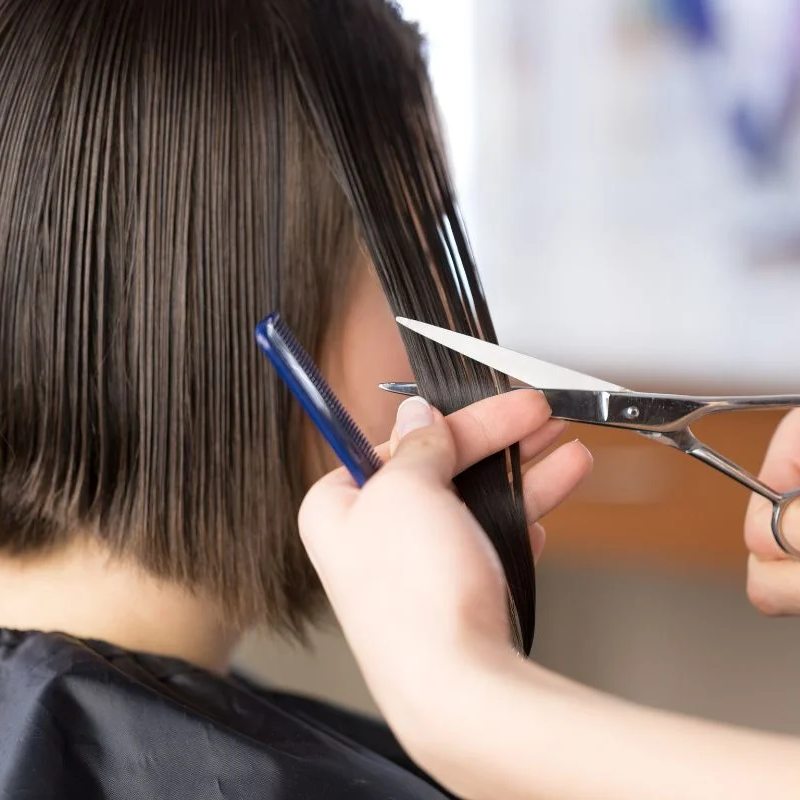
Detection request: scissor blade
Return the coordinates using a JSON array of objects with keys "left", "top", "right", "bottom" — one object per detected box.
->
[{"left": 396, "top": 318, "right": 627, "bottom": 393}]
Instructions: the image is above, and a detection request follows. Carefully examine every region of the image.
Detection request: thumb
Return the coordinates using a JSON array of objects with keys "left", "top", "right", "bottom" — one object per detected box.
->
[{"left": 384, "top": 397, "right": 456, "bottom": 487}]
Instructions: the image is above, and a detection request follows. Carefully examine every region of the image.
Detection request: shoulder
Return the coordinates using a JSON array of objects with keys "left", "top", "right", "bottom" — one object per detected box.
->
[{"left": 0, "top": 630, "right": 453, "bottom": 799}]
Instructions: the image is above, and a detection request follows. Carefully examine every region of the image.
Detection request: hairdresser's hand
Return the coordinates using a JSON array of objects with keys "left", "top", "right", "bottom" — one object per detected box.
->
[
  {"left": 302, "top": 396, "right": 800, "bottom": 800},
  {"left": 744, "top": 409, "right": 800, "bottom": 615},
  {"left": 299, "top": 391, "right": 591, "bottom": 787},
  {"left": 300, "top": 391, "right": 590, "bottom": 657}
]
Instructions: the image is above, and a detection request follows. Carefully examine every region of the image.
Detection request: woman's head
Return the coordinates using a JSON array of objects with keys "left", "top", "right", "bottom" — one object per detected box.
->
[{"left": 0, "top": 0, "right": 535, "bottom": 648}]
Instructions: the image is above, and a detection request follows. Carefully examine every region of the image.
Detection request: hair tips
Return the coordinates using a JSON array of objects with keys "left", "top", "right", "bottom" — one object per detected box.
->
[
  {"left": 278, "top": 0, "right": 536, "bottom": 651},
  {"left": 0, "top": 0, "right": 535, "bottom": 651}
]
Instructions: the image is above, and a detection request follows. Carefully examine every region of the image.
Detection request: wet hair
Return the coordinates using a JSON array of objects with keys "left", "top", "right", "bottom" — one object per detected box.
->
[{"left": 0, "top": 0, "right": 535, "bottom": 649}]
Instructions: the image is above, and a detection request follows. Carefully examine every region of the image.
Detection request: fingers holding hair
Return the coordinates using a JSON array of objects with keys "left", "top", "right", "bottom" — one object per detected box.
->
[
  {"left": 309, "top": 389, "right": 577, "bottom": 530},
  {"left": 519, "top": 418, "right": 569, "bottom": 464},
  {"left": 390, "top": 390, "right": 553, "bottom": 473},
  {"left": 383, "top": 397, "right": 456, "bottom": 486},
  {"left": 302, "top": 392, "right": 589, "bottom": 568},
  {"left": 522, "top": 439, "right": 593, "bottom": 521},
  {"left": 303, "top": 396, "right": 454, "bottom": 531}
]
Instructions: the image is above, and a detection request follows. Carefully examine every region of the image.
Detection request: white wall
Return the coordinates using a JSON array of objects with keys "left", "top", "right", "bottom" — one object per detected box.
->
[{"left": 408, "top": 0, "right": 800, "bottom": 391}]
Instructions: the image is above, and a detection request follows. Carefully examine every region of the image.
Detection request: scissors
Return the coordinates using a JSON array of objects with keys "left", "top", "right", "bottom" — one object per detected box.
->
[{"left": 381, "top": 318, "right": 800, "bottom": 559}]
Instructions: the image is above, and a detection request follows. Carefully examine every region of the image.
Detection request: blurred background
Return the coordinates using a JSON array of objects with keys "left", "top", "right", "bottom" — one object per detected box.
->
[{"left": 238, "top": 0, "right": 800, "bottom": 735}]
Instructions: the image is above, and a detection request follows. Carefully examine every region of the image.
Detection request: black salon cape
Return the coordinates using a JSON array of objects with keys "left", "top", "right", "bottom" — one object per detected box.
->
[{"left": 0, "top": 629, "right": 455, "bottom": 799}]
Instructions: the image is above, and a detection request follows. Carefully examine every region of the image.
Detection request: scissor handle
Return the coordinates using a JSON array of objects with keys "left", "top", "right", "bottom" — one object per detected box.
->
[
  {"left": 659, "top": 429, "right": 800, "bottom": 559},
  {"left": 771, "top": 491, "right": 800, "bottom": 559},
  {"left": 705, "top": 395, "right": 800, "bottom": 412}
]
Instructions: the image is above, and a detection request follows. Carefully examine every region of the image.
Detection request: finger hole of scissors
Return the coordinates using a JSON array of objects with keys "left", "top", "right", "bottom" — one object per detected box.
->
[{"left": 771, "top": 490, "right": 800, "bottom": 559}]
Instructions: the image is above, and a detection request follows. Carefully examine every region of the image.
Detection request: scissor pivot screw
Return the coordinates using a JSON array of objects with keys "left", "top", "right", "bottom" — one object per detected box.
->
[{"left": 623, "top": 406, "right": 640, "bottom": 420}]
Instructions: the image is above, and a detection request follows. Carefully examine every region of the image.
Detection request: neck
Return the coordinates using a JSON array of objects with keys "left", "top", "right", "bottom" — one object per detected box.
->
[{"left": 0, "top": 539, "right": 238, "bottom": 673}]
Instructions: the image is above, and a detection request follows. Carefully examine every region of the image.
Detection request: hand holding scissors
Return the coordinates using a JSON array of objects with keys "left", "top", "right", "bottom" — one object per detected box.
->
[
  {"left": 300, "top": 384, "right": 800, "bottom": 800},
  {"left": 383, "top": 318, "right": 800, "bottom": 559}
]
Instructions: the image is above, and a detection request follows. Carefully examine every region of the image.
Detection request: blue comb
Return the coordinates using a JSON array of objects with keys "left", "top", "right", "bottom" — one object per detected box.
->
[{"left": 255, "top": 313, "right": 383, "bottom": 487}]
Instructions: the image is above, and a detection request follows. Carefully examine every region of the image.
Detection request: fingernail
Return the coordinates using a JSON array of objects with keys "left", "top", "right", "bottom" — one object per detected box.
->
[{"left": 396, "top": 396, "right": 433, "bottom": 438}]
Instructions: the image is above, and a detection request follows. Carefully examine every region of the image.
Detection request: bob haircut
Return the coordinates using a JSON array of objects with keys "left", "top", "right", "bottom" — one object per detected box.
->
[{"left": 0, "top": 0, "right": 534, "bottom": 647}]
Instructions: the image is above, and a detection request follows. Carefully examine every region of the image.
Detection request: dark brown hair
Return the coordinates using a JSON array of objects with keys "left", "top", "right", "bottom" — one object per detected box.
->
[{"left": 0, "top": 0, "right": 535, "bottom": 649}]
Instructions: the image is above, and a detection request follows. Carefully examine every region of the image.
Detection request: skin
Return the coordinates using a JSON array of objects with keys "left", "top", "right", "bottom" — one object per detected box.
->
[
  {"left": 0, "top": 265, "right": 577, "bottom": 671},
  {"left": 322, "top": 261, "right": 417, "bottom": 458},
  {"left": 744, "top": 408, "right": 800, "bottom": 615},
  {"left": 0, "top": 266, "right": 405, "bottom": 671},
  {"left": 300, "top": 395, "right": 800, "bottom": 800},
  {"left": 0, "top": 537, "right": 238, "bottom": 673}
]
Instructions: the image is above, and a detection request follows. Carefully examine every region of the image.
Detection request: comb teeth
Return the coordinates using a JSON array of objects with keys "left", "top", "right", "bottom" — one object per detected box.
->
[
  {"left": 258, "top": 313, "right": 383, "bottom": 482},
  {"left": 272, "top": 316, "right": 382, "bottom": 468}
]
